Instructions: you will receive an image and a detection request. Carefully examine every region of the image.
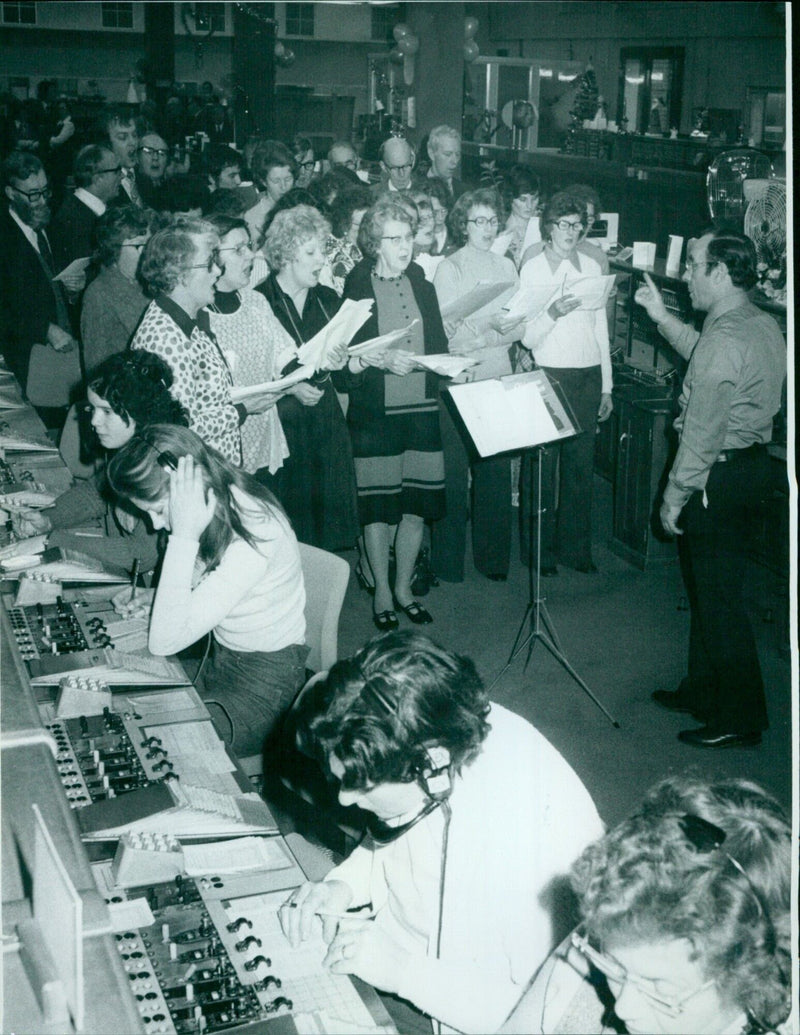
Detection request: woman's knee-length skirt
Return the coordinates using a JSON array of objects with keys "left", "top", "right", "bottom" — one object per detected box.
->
[{"left": 349, "top": 406, "right": 446, "bottom": 526}]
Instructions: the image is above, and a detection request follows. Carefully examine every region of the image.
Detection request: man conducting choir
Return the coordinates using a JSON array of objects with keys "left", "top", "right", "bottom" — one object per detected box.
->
[
  {"left": 635, "top": 229, "right": 785, "bottom": 749},
  {"left": 279, "top": 631, "right": 603, "bottom": 1034}
]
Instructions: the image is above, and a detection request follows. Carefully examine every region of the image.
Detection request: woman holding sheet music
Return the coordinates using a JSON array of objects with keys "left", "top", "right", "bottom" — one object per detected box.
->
[
  {"left": 343, "top": 199, "right": 447, "bottom": 630},
  {"left": 257, "top": 205, "right": 359, "bottom": 551},
  {"left": 432, "top": 188, "right": 526, "bottom": 583},
  {"left": 205, "top": 214, "right": 305, "bottom": 484},
  {"left": 518, "top": 190, "right": 614, "bottom": 575}
]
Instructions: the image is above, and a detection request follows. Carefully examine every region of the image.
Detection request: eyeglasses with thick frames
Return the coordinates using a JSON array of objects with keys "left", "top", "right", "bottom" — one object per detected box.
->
[
  {"left": 468, "top": 216, "right": 499, "bottom": 228},
  {"left": 552, "top": 219, "right": 584, "bottom": 233},
  {"left": 386, "top": 162, "right": 413, "bottom": 173},
  {"left": 139, "top": 146, "right": 169, "bottom": 158},
  {"left": 381, "top": 233, "right": 414, "bottom": 245},
  {"left": 187, "top": 251, "right": 221, "bottom": 272},
  {"left": 11, "top": 184, "right": 52, "bottom": 203},
  {"left": 296, "top": 159, "right": 315, "bottom": 171}
]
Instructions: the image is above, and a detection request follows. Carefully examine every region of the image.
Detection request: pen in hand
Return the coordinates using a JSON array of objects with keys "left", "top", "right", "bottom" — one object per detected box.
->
[{"left": 129, "top": 558, "right": 140, "bottom": 603}]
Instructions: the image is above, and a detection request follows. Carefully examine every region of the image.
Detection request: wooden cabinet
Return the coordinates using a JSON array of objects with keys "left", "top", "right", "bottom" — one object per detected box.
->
[{"left": 609, "top": 386, "right": 676, "bottom": 569}]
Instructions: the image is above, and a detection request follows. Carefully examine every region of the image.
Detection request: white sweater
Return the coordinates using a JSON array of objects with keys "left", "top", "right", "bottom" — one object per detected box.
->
[
  {"left": 148, "top": 487, "right": 305, "bottom": 656},
  {"left": 325, "top": 703, "right": 604, "bottom": 1034},
  {"left": 520, "top": 248, "right": 612, "bottom": 394}
]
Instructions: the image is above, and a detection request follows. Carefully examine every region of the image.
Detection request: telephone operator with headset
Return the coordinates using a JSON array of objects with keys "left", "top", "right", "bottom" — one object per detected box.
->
[{"left": 279, "top": 631, "right": 603, "bottom": 1034}]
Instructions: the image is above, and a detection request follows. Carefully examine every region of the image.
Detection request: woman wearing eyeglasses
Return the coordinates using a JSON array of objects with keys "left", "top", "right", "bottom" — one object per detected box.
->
[
  {"left": 518, "top": 190, "right": 614, "bottom": 576},
  {"left": 107, "top": 424, "right": 308, "bottom": 761},
  {"left": 502, "top": 775, "right": 792, "bottom": 1035},
  {"left": 12, "top": 352, "right": 187, "bottom": 575},
  {"left": 80, "top": 205, "right": 151, "bottom": 369},
  {"left": 205, "top": 213, "right": 311, "bottom": 483},
  {"left": 432, "top": 188, "right": 525, "bottom": 583},
  {"left": 343, "top": 199, "right": 448, "bottom": 629},
  {"left": 131, "top": 215, "right": 244, "bottom": 464},
  {"left": 279, "top": 631, "right": 603, "bottom": 1035}
]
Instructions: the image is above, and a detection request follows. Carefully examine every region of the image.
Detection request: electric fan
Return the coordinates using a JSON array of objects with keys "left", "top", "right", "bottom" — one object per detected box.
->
[
  {"left": 706, "top": 149, "right": 773, "bottom": 227},
  {"left": 743, "top": 180, "right": 787, "bottom": 300}
]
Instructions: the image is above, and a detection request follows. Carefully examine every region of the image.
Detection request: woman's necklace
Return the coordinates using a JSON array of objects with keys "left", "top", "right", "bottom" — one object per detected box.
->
[{"left": 371, "top": 267, "right": 404, "bottom": 283}]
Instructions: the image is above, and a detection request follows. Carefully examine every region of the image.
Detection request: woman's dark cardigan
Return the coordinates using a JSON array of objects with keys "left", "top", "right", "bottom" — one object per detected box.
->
[{"left": 341, "top": 258, "right": 448, "bottom": 422}]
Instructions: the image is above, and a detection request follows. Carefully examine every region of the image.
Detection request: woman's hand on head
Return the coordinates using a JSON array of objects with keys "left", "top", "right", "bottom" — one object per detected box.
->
[
  {"left": 168, "top": 455, "right": 216, "bottom": 541},
  {"left": 381, "top": 349, "right": 417, "bottom": 375},
  {"left": 279, "top": 880, "right": 354, "bottom": 948},
  {"left": 287, "top": 382, "right": 324, "bottom": 407}
]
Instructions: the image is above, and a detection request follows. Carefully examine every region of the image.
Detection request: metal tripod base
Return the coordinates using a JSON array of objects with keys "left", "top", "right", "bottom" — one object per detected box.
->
[{"left": 489, "top": 444, "right": 620, "bottom": 729}]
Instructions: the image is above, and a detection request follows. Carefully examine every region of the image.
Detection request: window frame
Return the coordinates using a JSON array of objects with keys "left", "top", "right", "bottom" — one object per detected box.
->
[
  {"left": 1, "top": 1, "right": 37, "bottom": 25},
  {"left": 100, "top": 2, "right": 134, "bottom": 29},
  {"left": 284, "top": 2, "right": 315, "bottom": 38}
]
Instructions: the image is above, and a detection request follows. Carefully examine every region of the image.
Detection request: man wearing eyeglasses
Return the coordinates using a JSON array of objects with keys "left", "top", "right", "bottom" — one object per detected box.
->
[
  {"left": 376, "top": 136, "right": 415, "bottom": 195},
  {"left": 635, "top": 230, "right": 785, "bottom": 749},
  {"left": 0, "top": 151, "right": 82, "bottom": 429},
  {"left": 50, "top": 144, "right": 121, "bottom": 274},
  {"left": 135, "top": 132, "right": 170, "bottom": 209}
]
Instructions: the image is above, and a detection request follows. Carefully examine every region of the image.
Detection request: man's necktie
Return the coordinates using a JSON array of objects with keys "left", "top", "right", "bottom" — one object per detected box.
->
[
  {"left": 121, "top": 170, "right": 142, "bottom": 206},
  {"left": 36, "top": 227, "right": 71, "bottom": 332}
]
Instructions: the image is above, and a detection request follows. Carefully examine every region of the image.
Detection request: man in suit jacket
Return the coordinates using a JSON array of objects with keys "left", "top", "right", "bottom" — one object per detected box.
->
[
  {"left": 50, "top": 143, "right": 122, "bottom": 272},
  {"left": 0, "top": 151, "right": 83, "bottom": 429},
  {"left": 425, "top": 125, "right": 467, "bottom": 203}
]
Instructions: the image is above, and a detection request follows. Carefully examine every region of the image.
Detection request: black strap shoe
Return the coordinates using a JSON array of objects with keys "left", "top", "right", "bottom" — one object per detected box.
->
[{"left": 677, "top": 726, "right": 762, "bottom": 749}]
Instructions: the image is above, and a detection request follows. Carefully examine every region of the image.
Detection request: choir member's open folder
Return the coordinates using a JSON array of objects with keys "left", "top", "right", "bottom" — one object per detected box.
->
[{"left": 447, "top": 370, "right": 578, "bottom": 457}]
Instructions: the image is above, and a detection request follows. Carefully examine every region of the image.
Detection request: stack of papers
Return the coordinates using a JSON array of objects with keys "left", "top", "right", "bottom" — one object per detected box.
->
[
  {"left": 230, "top": 363, "right": 315, "bottom": 403},
  {"left": 348, "top": 321, "right": 419, "bottom": 358},
  {"left": 297, "top": 297, "right": 374, "bottom": 369},
  {"left": 503, "top": 274, "right": 616, "bottom": 321},
  {"left": 439, "top": 280, "right": 516, "bottom": 324}
]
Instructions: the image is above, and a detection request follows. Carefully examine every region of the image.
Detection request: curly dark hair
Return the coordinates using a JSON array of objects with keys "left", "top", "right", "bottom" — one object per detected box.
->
[
  {"left": 571, "top": 775, "right": 792, "bottom": 1031},
  {"left": 292, "top": 630, "right": 491, "bottom": 790},
  {"left": 446, "top": 187, "right": 505, "bottom": 248},
  {"left": 541, "top": 191, "right": 586, "bottom": 242},
  {"left": 94, "top": 204, "right": 151, "bottom": 267},
  {"left": 499, "top": 164, "right": 541, "bottom": 212},
  {"left": 86, "top": 352, "right": 188, "bottom": 429},
  {"left": 327, "top": 185, "right": 373, "bottom": 239}
]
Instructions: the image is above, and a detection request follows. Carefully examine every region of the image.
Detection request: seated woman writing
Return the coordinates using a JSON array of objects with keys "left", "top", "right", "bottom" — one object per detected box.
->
[
  {"left": 12, "top": 352, "right": 186, "bottom": 574},
  {"left": 502, "top": 775, "right": 792, "bottom": 1035},
  {"left": 279, "top": 631, "right": 603, "bottom": 1035},
  {"left": 107, "top": 424, "right": 307, "bottom": 760}
]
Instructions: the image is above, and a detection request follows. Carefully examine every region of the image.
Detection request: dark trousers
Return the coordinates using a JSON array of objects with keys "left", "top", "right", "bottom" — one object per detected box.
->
[
  {"left": 678, "top": 447, "right": 771, "bottom": 732},
  {"left": 520, "top": 366, "right": 601, "bottom": 569},
  {"left": 431, "top": 395, "right": 512, "bottom": 581}
]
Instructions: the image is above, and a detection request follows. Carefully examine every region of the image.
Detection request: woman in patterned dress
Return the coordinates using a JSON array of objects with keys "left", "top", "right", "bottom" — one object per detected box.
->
[
  {"left": 204, "top": 213, "right": 300, "bottom": 484},
  {"left": 320, "top": 185, "right": 372, "bottom": 295},
  {"left": 131, "top": 215, "right": 275, "bottom": 465}
]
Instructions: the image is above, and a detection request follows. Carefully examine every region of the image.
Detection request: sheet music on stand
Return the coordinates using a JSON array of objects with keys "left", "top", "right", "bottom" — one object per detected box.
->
[{"left": 446, "top": 370, "right": 579, "bottom": 457}]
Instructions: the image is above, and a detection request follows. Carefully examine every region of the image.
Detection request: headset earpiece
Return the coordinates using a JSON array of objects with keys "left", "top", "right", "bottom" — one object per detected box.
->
[{"left": 419, "top": 745, "right": 452, "bottom": 800}]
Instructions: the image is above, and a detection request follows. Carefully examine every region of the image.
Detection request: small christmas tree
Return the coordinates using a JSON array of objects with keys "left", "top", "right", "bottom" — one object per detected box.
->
[{"left": 570, "top": 61, "right": 599, "bottom": 126}]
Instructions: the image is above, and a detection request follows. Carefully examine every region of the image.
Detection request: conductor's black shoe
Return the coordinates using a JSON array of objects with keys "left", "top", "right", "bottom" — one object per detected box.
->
[
  {"left": 652, "top": 690, "right": 707, "bottom": 720},
  {"left": 677, "top": 726, "right": 762, "bottom": 749}
]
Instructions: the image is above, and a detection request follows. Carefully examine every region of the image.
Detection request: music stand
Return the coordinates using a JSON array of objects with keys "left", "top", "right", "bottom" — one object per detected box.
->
[{"left": 447, "top": 371, "right": 619, "bottom": 728}]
